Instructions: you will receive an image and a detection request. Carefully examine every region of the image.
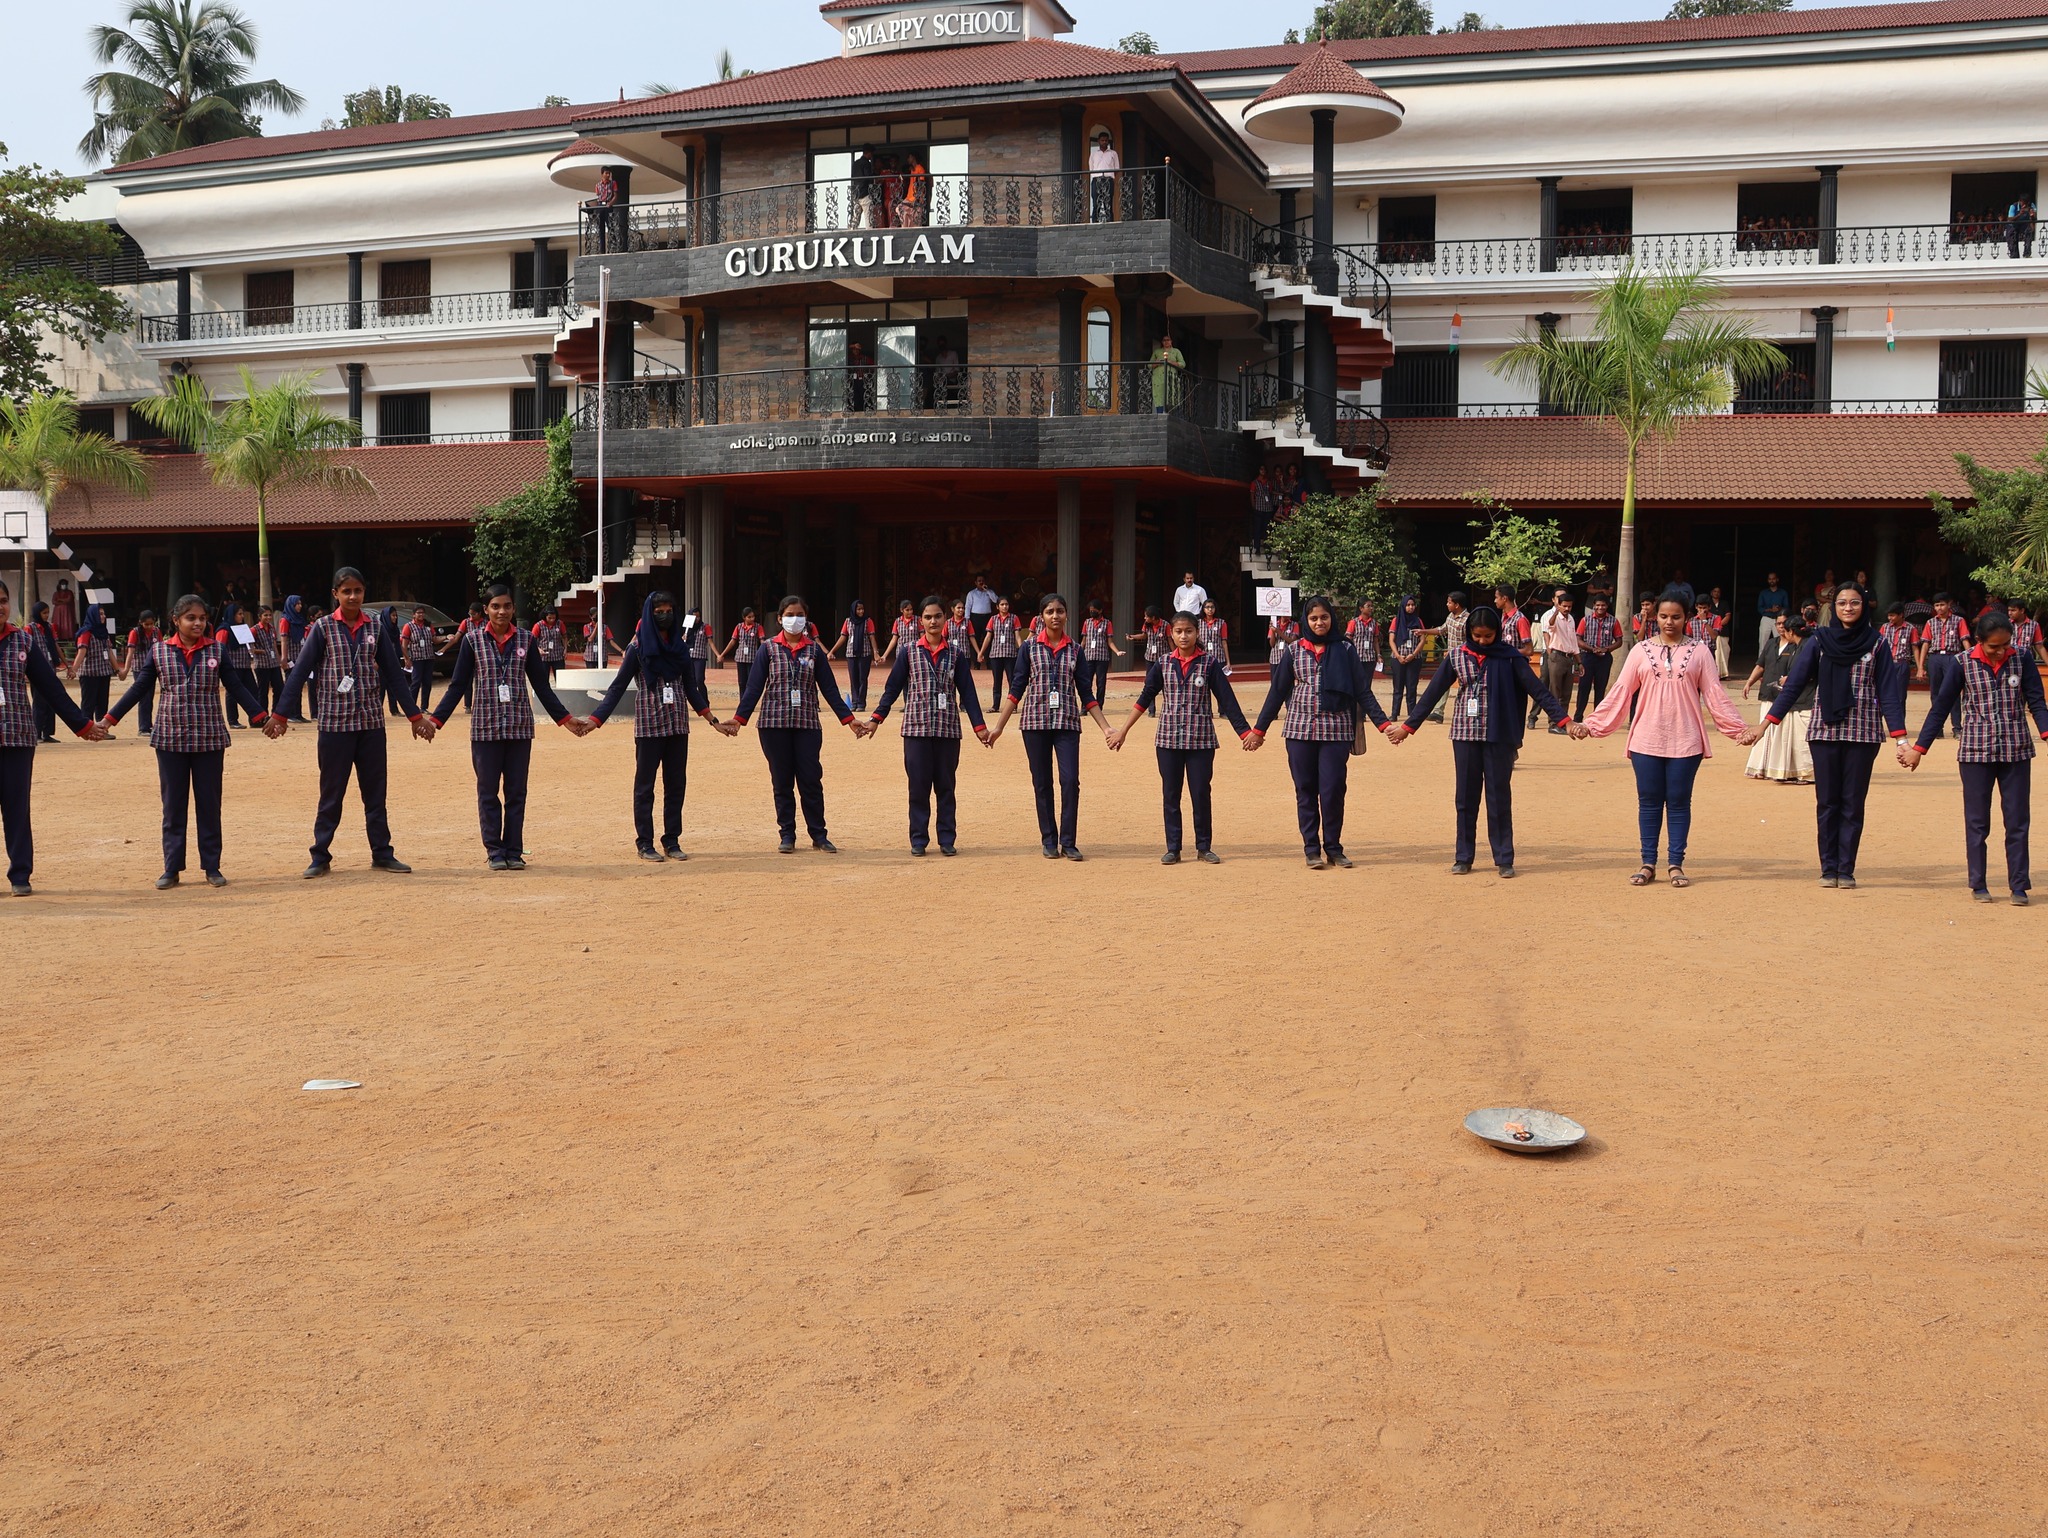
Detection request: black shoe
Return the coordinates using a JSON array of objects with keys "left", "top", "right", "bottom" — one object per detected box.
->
[
  {"left": 155, "top": 872, "right": 178, "bottom": 890},
  {"left": 1161, "top": 850, "right": 1181, "bottom": 865},
  {"left": 489, "top": 857, "right": 511, "bottom": 871},
  {"left": 938, "top": 845, "right": 957, "bottom": 857},
  {"left": 813, "top": 838, "right": 838, "bottom": 853},
  {"left": 372, "top": 856, "right": 412, "bottom": 873},
  {"left": 1838, "top": 876, "right": 1857, "bottom": 891},
  {"left": 1326, "top": 852, "right": 1353, "bottom": 869},
  {"left": 779, "top": 838, "right": 797, "bottom": 854},
  {"left": 663, "top": 846, "right": 687, "bottom": 861},
  {"left": 2014, "top": 891, "right": 2031, "bottom": 907},
  {"left": 911, "top": 844, "right": 928, "bottom": 856},
  {"left": 1062, "top": 846, "right": 1083, "bottom": 861},
  {"left": 1450, "top": 861, "right": 1472, "bottom": 875},
  {"left": 1306, "top": 855, "right": 1325, "bottom": 870},
  {"left": 1043, "top": 845, "right": 1061, "bottom": 859},
  {"left": 506, "top": 856, "right": 526, "bottom": 871},
  {"left": 1972, "top": 889, "right": 1995, "bottom": 903},
  {"left": 1197, "top": 850, "right": 1221, "bottom": 864},
  {"left": 637, "top": 846, "right": 664, "bottom": 862},
  {"left": 1496, "top": 865, "right": 1516, "bottom": 879},
  {"left": 204, "top": 870, "right": 227, "bottom": 888},
  {"left": 1819, "top": 876, "right": 1838, "bottom": 888},
  {"left": 301, "top": 861, "right": 330, "bottom": 879}
]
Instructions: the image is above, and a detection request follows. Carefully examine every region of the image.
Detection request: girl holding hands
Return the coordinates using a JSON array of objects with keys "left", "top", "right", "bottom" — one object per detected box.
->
[
  {"left": 1105, "top": 610, "right": 1254, "bottom": 864},
  {"left": 986, "top": 593, "right": 1111, "bottom": 860}
]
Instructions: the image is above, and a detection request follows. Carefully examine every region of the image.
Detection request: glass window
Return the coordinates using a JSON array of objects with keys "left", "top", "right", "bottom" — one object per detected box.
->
[
  {"left": 811, "top": 150, "right": 853, "bottom": 231},
  {"left": 377, "top": 392, "right": 431, "bottom": 444},
  {"left": 244, "top": 270, "right": 294, "bottom": 327},
  {"left": 377, "top": 259, "right": 431, "bottom": 318},
  {"left": 1085, "top": 306, "right": 1113, "bottom": 409},
  {"left": 928, "top": 141, "right": 970, "bottom": 227}
]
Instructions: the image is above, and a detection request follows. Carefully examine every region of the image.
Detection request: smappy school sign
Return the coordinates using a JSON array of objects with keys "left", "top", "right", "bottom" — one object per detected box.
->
[{"left": 841, "top": 3, "right": 1026, "bottom": 56}]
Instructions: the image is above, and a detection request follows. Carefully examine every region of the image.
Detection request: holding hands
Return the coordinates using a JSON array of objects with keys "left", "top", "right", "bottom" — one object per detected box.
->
[
  {"left": 1898, "top": 743, "right": 1924, "bottom": 771},
  {"left": 1383, "top": 723, "right": 1411, "bottom": 745},
  {"left": 262, "top": 715, "right": 289, "bottom": 739},
  {"left": 412, "top": 717, "right": 438, "bottom": 742}
]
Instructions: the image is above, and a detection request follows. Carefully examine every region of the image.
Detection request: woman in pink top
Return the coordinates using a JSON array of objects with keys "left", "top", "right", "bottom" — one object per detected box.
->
[{"left": 1571, "top": 588, "right": 1759, "bottom": 887}]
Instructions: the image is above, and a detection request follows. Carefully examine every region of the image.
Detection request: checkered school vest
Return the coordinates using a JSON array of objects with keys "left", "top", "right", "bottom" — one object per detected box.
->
[
  {"left": 280, "top": 627, "right": 301, "bottom": 666},
  {"left": 221, "top": 627, "right": 253, "bottom": 669},
  {"left": 688, "top": 623, "right": 710, "bottom": 661},
  {"left": 404, "top": 623, "right": 436, "bottom": 663},
  {"left": 1015, "top": 637, "right": 1083, "bottom": 731},
  {"left": 1449, "top": 646, "right": 1491, "bottom": 742},
  {"left": 946, "top": 618, "right": 973, "bottom": 659},
  {"left": 533, "top": 622, "right": 565, "bottom": 663},
  {"left": 0, "top": 628, "right": 40, "bottom": 746},
  {"left": 731, "top": 624, "right": 761, "bottom": 662},
  {"left": 899, "top": 641, "right": 966, "bottom": 739},
  {"left": 890, "top": 617, "right": 917, "bottom": 656},
  {"left": 2014, "top": 620, "right": 2041, "bottom": 656},
  {"left": 1153, "top": 655, "right": 1219, "bottom": 752},
  {"left": 463, "top": 628, "right": 535, "bottom": 742},
  {"left": 1199, "top": 619, "right": 1227, "bottom": 664},
  {"left": 74, "top": 629, "right": 113, "bottom": 677},
  {"left": 1957, "top": 654, "right": 2037, "bottom": 763},
  {"left": 1344, "top": 618, "right": 1373, "bottom": 663},
  {"left": 840, "top": 619, "right": 873, "bottom": 659},
  {"left": 632, "top": 652, "right": 693, "bottom": 739},
  {"left": 1441, "top": 611, "right": 1470, "bottom": 651},
  {"left": 1685, "top": 615, "right": 1716, "bottom": 644},
  {"left": 987, "top": 614, "right": 1019, "bottom": 659},
  {"left": 1282, "top": 641, "right": 1353, "bottom": 743},
  {"left": 307, "top": 613, "right": 388, "bottom": 733},
  {"left": 1804, "top": 648, "right": 1883, "bottom": 744},
  {"left": 1580, "top": 614, "right": 1618, "bottom": 652},
  {"left": 1142, "top": 624, "right": 1168, "bottom": 663},
  {"left": 1081, "top": 618, "right": 1112, "bottom": 662},
  {"left": 753, "top": 638, "right": 824, "bottom": 730},
  {"left": 1882, "top": 622, "right": 1916, "bottom": 663},
  {"left": 246, "top": 623, "right": 279, "bottom": 668},
  {"left": 149, "top": 640, "right": 233, "bottom": 754},
  {"left": 127, "top": 630, "right": 156, "bottom": 670},
  {"left": 1924, "top": 615, "right": 1966, "bottom": 655}
]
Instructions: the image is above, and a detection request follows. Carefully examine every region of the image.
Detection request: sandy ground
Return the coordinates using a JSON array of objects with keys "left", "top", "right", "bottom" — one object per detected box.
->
[{"left": 2, "top": 669, "right": 2043, "bottom": 1537}]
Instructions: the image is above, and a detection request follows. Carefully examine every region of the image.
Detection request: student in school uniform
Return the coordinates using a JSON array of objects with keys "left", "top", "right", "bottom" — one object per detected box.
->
[
  {"left": 1080, "top": 600, "right": 1121, "bottom": 709},
  {"left": 945, "top": 600, "right": 975, "bottom": 670},
  {"left": 401, "top": 606, "right": 439, "bottom": 723},
  {"left": 104, "top": 593, "right": 281, "bottom": 888},
  {"left": 684, "top": 603, "right": 712, "bottom": 695},
  {"left": 1881, "top": 602, "right": 1918, "bottom": 674},
  {"left": 1574, "top": 595, "right": 1621, "bottom": 721},
  {"left": 1432, "top": 591, "right": 1469, "bottom": 724},
  {"left": 1762, "top": 582, "right": 1909, "bottom": 889},
  {"left": 1248, "top": 595, "right": 1390, "bottom": 869},
  {"left": 1493, "top": 589, "right": 1532, "bottom": 660},
  {"left": 721, "top": 606, "right": 764, "bottom": 699},
  {"left": 1571, "top": 587, "right": 1759, "bottom": 887},
  {"left": 1387, "top": 604, "right": 1570, "bottom": 877},
  {"left": 1338, "top": 603, "right": 1368, "bottom": 686},
  {"left": 67, "top": 604, "right": 117, "bottom": 722},
  {"left": 2006, "top": 599, "right": 2043, "bottom": 664},
  {"left": 1273, "top": 611, "right": 1303, "bottom": 664},
  {"left": 979, "top": 596, "right": 1022, "bottom": 710},
  {"left": 581, "top": 615, "right": 622, "bottom": 668},
  {"left": 279, "top": 596, "right": 310, "bottom": 720},
  {"left": 1105, "top": 609, "right": 1255, "bottom": 864},
  {"left": 730, "top": 595, "right": 870, "bottom": 853},
  {"left": 0, "top": 581, "right": 110, "bottom": 893},
  {"left": 248, "top": 604, "right": 284, "bottom": 714},
  {"left": 280, "top": 566, "right": 429, "bottom": 879},
  {"left": 27, "top": 603, "right": 62, "bottom": 744},
  {"left": 1629, "top": 593, "right": 1656, "bottom": 644},
  {"left": 1900, "top": 610, "right": 2048, "bottom": 904},
  {"left": 1917, "top": 592, "right": 1969, "bottom": 738},
  {"left": 531, "top": 607, "right": 566, "bottom": 682},
  {"left": 426, "top": 584, "right": 587, "bottom": 871},
  {"left": 1386, "top": 596, "right": 1426, "bottom": 721},
  {"left": 1685, "top": 594, "right": 1720, "bottom": 650},
  {"left": 866, "top": 593, "right": 992, "bottom": 856},
  {"left": 881, "top": 599, "right": 918, "bottom": 664},
  {"left": 122, "top": 610, "right": 160, "bottom": 737},
  {"left": 827, "top": 598, "right": 879, "bottom": 712},
  {"left": 985, "top": 592, "right": 1113, "bottom": 860},
  {"left": 1197, "top": 599, "right": 1230, "bottom": 673},
  {"left": 589, "top": 589, "right": 733, "bottom": 862},
  {"left": 213, "top": 600, "right": 259, "bottom": 728}
]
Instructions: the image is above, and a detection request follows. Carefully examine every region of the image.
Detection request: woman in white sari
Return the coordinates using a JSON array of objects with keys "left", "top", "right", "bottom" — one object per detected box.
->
[{"left": 1743, "top": 616, "right": 1814, "bottom": 783}]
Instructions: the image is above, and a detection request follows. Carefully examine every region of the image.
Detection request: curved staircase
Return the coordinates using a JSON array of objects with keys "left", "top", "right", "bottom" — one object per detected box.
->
[
  {"left": 1249, "top": 270, "right": 1396, "bottom": 388},
  {"left": 552, "top": 516, "right": 689, "bottom": 629}
]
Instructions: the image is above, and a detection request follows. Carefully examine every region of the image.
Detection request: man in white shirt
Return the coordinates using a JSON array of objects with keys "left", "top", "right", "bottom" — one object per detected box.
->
[
  {"left": 1089, "top": 130, "right": 1120, "bottom": 223},
  {"left": 964, "top": 576, "right": 997, "bottom": 643},
  {"left": 1171, "top": 572, "right": 1207, "bottom": 615},
  {"left": 1535, "top": 587, "right": 1579, "bottom": 733}
]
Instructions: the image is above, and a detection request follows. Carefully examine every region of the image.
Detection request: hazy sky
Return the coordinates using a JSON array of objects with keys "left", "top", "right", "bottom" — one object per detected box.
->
[{"left": 4, "top": 0, "right": 1669, "bottom": 176}]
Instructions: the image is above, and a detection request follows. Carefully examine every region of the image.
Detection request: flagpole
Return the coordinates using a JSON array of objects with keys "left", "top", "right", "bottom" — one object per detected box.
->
[{"left": 596, "top": 265, "right": 610, "bottom": 665}]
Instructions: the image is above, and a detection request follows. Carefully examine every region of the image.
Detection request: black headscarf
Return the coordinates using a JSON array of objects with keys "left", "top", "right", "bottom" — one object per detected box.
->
[
  {"left": 1392, "top": 595, "right": 1422, "bottom": 643},
  {"left": 1457, "top": 606, "right": 1535, "bottom": 734},
  {"left": 1301, "top": 600, "right": 1369, "bottom": 716},
  {"left": 1813, "top": 584, "right": 1877, "bottom": 725},
  {"left": 636, "top": 589, "right": 690, "bottom": 680}
]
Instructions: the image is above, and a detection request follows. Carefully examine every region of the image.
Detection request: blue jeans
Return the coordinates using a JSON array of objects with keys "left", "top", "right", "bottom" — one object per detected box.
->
[{"left": 1631, "top": 751, "right": 1702, "bottom": 867}]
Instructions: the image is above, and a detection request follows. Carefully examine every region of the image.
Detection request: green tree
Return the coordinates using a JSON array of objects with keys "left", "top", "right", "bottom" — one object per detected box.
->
[
  {"left": 469, "top": 418, "right": 581, "bottom": 603},
  {"left": 540, "top": 94, "right": 572, "bottom": 108},
  {"left": 81, "top": 1, "right": 305, "bottom": 166},
  {"left": 1931, "top": 444, "right": 2048, "bottom": 611},
  {"left": 338, "top": 86, "right": 452, "bottom": 127},
  {"left": 1306, "top": 0, "right": 1435, "bottom": 40},
  {"left": 714, "top": 49, "right": 752, "bottom": 81},
  {"left": 1459, "top": 495, "right": 1594, "bottom": 610},
  {"left": 0, "top": 391, "right": 150, "bottom": 509},
  {"left": 0, "top": 147, "right": 133, "bottom": 400},
  {"left": 1666, "top": 0, "right": 1791, "bottom": 17},
  {"left": 1118, "top": 31, "right": 1159, "bottom": 53},
  {"left": 1439, "top": 11, "right": 1500, "bottom": 30},
  {"left": 1491, "top": 263, "right": 1784, "bottom": 651},
  {"left": 134, "top": 368, "right": 368, "bottom": 609},
  {"left": 1262, "top": 485, "right": 1416, "bottom": 613}
]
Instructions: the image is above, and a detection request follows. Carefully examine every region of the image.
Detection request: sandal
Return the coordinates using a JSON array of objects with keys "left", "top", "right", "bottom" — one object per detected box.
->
[
  {"left": 1669, "top": 866, "right": 1691, "bottom": 889},
  {"left": 1629, "top": 865, "right": 1655, "bottom": 886}
]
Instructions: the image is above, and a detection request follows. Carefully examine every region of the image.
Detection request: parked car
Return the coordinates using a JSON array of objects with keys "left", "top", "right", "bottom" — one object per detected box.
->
[{"left": 366, "top": 600, "right": 463, "bottom": 676}]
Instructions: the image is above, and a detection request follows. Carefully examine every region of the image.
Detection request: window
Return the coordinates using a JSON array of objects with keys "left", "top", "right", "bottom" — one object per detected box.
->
[
  {"left": 806, "top": 300, "right": 968, "bottom": 412},
  {"left": 1555, "top": 189, "right": 1631, "bottom": 261},
  {"left": 1084, "top": 305, "right": 1114, "bottom": 410},
  {"left": 74, "top": 407, "right": 117, "bottom": 439},
  {"left": 1949, "top": 171, "right": 2036, "bottom": 246},
  {"left": 813, "top": 127, "right": 969, "bottom": 232},
  {"left": 377, "top": 259, "right": 431, "bottom": 318},
  {"left": 1734, "top": 342, "right": 1816, "bottom": 413},
  {"left": 511, "top": 385, "right": 568, "bottom": 440},
  {"left": 1378, "top": 349, "right": 1456, "bottom": 417},
  {"left": 1938, "top": 339, "right": 2027, "bottom": 411},
  {"left": 1377, "top": 196, "right": 1436, "bottom": 265},
  {"left": 511, "top": 249, "right": 569, "bottom": 312},
  {"left": 1736, "top": 182, "right": 1820, "bottom": 253},
  {"left": 377, "top": 392, "right": 432, "bottom": 443},
  {"left": 244, "top": 270, "right": 294, "bottom": 327}
]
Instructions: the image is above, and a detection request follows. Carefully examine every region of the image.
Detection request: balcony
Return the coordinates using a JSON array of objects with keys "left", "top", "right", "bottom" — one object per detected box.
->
[
  {"left": 1361, "top": 399, "right": 2048, "bottom": 417},
  {"left": 135, "top": 288, "right": 573, "bottom": 349}
]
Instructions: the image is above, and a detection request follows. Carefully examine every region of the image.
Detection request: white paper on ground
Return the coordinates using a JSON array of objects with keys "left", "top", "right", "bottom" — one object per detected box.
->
[{"left": 302, "top": 1079, "right": 361, "bottom": 1091}]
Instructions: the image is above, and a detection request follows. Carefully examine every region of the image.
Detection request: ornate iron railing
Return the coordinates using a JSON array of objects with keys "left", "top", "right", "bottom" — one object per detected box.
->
[
  {"left": 1239, "top": 368, "right": 1391, "bottom": 467},
  {"left": 1294, "top": 398, "right": 2048, "bottom": 418},
  {"left": 1249, "top": 215, "right": 1394, "bottom": 322},
  {"left": 137, "top": 288, "right": 563, "bottom": 343}
]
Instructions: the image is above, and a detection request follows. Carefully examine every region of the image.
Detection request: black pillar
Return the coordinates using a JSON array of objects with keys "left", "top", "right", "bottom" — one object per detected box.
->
[
  {"left": 344, "top": 362, "right": 364, "bottom": 430},
  {"left": 1276, "top": 320, "right": 1297, "bottom": 398},
  {"left": 784, "top": 506, "right": 806, "bottom": 597},
  {"left": 1536, "top": 313, "right": 1561, "bottom": 416},
  {"left": 701, "top": 134, "right": 722, "bottom": 244},
  {"left": 698, "top": 309, "right": 719, "bottom": 424},
  {"left": 1120, "top": 110, "right": 1149, "bottom": 220},
  {"left": 1303, "top": 110, "right": 1339, "bottom": 465},
  {"left": 1811, "top": 306, "right": 1836, "bottom": 413},
  {"left": 533, "top": 352, "right": 553, "bottom": 428},
  {"left": 1059, "top": 104, "right": 1084, "bottom": 224},
  {"left": 604, "top": 303, "right": 642, "bottom": 384},
  {"left": 1057, "top": 290, "right": 1082, "bottom": 414},
  {"left": 531, "top": 236, "right": 552, "bottom": 315},
  {"left": 1277, "top": 188, "right": 1298, "bottom": 263},
  {"left": 347, "top": 252, "right": 363, "bottom": 329},
  {"left": 175, "top": 268, "right": 192, "bottom": 341},
  {"left": 835, "top": 505, "right": 857, "bottom": 616},
  {"left": 1817, "top": 165, "right": 1840, "bottom": 266},
  {"left": 1538, "top": 176, "right": 1560, "bottom": 273},
  {"left": 1118, "top": 285, "right": 1146, "bottom": 413}
]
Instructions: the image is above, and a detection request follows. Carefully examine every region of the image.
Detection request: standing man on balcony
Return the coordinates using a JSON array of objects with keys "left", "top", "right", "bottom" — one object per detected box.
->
[
  {"left": 1089, "top": 129, "right": 1119, "bottom": 223},
  {"left": 2005, "top": 194, "right": 2036, "bottom": 260},
  {"left": 1757, "top": 572, "right": 1790, "bottom": 657},
  {"left": 1150, "top": 333, "right": 1187, "bottom": 414},
  {"left": 586, "top": 168, "right": 619, "bottom": 254}
]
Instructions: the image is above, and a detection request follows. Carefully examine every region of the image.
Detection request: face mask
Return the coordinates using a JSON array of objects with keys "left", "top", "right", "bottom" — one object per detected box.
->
[
  {"left": 654, "top": 610, "right": 675, "bottom": 630},
  {"left": 781, "top": 615, "right": 808, "bottom": 636}
]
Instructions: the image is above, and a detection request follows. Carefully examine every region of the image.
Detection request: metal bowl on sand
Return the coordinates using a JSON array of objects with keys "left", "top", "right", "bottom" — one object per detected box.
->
[{"left": 1463, "top": 1106, "right": 1586, "bottom": 1154}]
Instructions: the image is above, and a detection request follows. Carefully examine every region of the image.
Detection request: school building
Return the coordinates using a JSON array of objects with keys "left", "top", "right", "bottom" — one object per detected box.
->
[{"left": 44, "top": 0, "right": 2048, "bottom": 647}]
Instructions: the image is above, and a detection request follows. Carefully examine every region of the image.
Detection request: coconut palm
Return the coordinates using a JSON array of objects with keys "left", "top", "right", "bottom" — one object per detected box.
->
[
  {"left": 1492, "top": 262, "right": 1785, "bottom": 650},
  {"left": 0, "top": 391, "right": 150, "bottom": 507},
  {"left": 80, "top": 0, "right": 305, "bottom": 166},
  {"left": 134, "top": 368, "right": 368, "bottom": 609}
]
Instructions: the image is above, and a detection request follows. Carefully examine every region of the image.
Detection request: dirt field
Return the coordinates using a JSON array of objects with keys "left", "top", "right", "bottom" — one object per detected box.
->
[{"left": 2, "top": 670, "right": 2041, "bottom": 1537}]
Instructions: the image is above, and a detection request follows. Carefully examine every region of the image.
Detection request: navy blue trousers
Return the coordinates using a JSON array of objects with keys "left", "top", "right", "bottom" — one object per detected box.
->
[
  {"left": 156, "top": 746, "right": 224, "bottom": 875},
  {"left": 0, "top": 745, "right": 33, "bottom": 884},
  {"left": 1573, "top": 653, "right": 1612, "bottom": 719},
  {"left": 1388, "top": 659, "right": 1423, "bottom": 719},
  {"left": 844, "top": 656, "right": 871, "bottom": 711},
  {"left": 633, "top": 733, "right": 688, "bottom": 849},
  {"left": 903, "top": 734, "right": 962, "bottom": 851},
  {"left": 1021, "top": 727, "right": 1080, "bottom": 851},
  {"left": 1157, "top": 745, "right": 1215, "bottom": 853},
  {"left": 471, "top": 737, "right": 532, "bottom": 861},
  {"left": 311, "top": 729, "right": 393, "bottom": 864},
  {"left": 757, "top": 726, "right": 827, "bottom": 842},
  {"left": 1810, "top": 739, "right": 1879, "bottom": 879},
  {"left": 1451, "top": 738, "right": 1517, "bottom": 867},
  {"left": 1927, "top": 654, "right": 1965, "bottom": 734},
  {"left": 1960, "top": 758, "right": 2031, "bottom": 894},
  {"left": 1284, "top": 737, "right": 1350, "bottom": 858},
  {"left": 77, "top": 675, "right": 110, "bottom": 721}
]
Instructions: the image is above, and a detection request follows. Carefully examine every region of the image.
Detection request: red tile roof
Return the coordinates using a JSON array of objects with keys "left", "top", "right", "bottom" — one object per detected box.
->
[
  {"left": 1175, "top": 0, "right": 2048, "bottom": 72},
  {"left": 1377, "top": 412, "right": 2048, "bottom": 507},
  {"left": 50, "top": 441, "right": 550, "bottom": 534},
  {"left": 105, "top": 104, "right": 610, "bottom": 176},
  {"left": 1249, "top": 43, "right": 1399, "bottom": 108}
]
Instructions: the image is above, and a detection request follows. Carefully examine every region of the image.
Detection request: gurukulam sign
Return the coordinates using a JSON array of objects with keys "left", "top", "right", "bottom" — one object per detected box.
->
[
  {"left": 722, "top": 231, "right": 977, "bottom": 278},
  {"left": 841, "top": 3, "right": 1026, "bottom": 55}
]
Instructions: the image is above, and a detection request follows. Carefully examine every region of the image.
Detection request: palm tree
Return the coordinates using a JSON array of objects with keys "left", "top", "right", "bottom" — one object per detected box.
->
[
  {"left": 134, "top": 368, "right": 369, "bottom": 608},
  {"left": 0, "top": 391, "right": 150, "bottom": 506},
  {"left": 80, "top": 0, "right": 305, "bottom": 166},
  {"left": 1492, "top": 263, "right": 1785, "bottom": 649}
]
